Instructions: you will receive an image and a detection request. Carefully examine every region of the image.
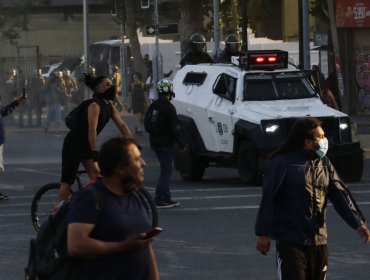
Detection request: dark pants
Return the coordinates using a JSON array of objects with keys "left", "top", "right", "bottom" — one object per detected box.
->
[
  {"left": 276, "top": 241, "right": 328, "bottom": 280},
  {"left": 154, "top": 147, "right": 173, "bottom": 203}
]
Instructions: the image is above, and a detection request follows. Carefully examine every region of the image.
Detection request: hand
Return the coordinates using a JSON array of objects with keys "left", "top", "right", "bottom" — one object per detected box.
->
[
  {"left": 125, "top": 233, "right": 153, "bottom": 252},
  {"left": 357, "top": 225, "right": 370, "bottom": 244},
  {"left": 256, "top": 235, "right": 270, "bottom": 255}
]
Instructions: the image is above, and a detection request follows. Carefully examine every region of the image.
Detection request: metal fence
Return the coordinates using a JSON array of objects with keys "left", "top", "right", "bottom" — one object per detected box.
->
[{"left": 0, "top": 55, "right": 77, "bottom": 78}]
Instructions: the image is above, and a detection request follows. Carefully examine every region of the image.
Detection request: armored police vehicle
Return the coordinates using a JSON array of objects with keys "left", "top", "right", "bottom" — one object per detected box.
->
[{"left": 172, "top": 50, "right": 363, "bottom": 184}]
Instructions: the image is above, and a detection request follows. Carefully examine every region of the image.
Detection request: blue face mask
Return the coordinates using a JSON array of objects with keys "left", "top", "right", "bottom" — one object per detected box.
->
[{"left": 315, "top": 137, "right": 328, "bottom": 158}]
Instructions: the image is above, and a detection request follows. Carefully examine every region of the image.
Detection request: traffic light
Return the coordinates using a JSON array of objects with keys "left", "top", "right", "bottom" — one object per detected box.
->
[{"left": 141, "top": 0, "right": 150, "bottom": 9}]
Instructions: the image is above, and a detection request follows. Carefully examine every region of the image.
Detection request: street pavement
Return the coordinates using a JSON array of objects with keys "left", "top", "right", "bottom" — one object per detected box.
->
[{"left": 0, "top": 113, "right": 370, "bottom": 279}]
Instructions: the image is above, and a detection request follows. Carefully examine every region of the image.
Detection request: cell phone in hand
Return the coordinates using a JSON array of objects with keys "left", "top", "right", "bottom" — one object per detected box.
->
[{"left": 143, "top": 227, "right": 163, "bottom": 239}]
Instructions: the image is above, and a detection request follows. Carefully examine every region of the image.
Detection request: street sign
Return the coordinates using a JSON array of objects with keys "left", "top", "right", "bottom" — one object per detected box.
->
[
  {"left": 146, "top": 25, "right": 157, "bottom": 36},
  {"left": 145, "top": 23, "right": 178, "bottom": 36},
  {"left": 158, "top": 23, "right": 178, "bottom": 34}
]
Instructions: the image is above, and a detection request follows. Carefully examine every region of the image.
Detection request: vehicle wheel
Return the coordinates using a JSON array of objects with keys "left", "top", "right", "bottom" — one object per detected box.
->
[
  {"left": 31, "top": 183, "right": 61, "bottom": 232},
  {"left": 177, "top": 148, "right": 205, "bottom": 181},
  {"left": 237, "top": 140, "right": 259, "bottom": 185}
]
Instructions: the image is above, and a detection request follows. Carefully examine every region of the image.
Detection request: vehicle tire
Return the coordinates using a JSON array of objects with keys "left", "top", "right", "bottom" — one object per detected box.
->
[
  {"left": 31, "top": 183, "right": 61, "bottom": 232},
  {"left": 134, "top": 188, "right": 158, "bottom": 228},
  {"left": 237, "top": 140, "right": 259, "bottom": 185},
  {"left": 177, "top": 148, "right": 205, "bottom": 181}
]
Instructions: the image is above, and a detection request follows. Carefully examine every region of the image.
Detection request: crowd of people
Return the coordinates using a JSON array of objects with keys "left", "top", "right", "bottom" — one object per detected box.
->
[{"left": 1, "top": 33, "right": 368, "bottom": 279}]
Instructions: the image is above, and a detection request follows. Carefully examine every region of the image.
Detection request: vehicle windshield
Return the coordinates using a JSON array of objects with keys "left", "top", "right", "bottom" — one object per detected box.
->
[
  {"left": 89, "top": 44, "right": 110, "bottom": 62},
  {"left": 243, "top": 72, "right": 316, "bottom": 101}
]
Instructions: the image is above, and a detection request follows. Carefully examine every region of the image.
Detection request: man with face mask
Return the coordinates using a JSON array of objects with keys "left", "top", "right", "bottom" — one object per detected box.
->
[
  {"left": 255, "top": 117, "right": 370, "bottom": 280},
  {"left": 58, "top": 73, "right": 132, "bottom": 201}
]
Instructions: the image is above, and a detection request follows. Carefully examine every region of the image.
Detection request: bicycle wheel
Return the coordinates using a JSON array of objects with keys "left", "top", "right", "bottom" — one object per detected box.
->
[
  {"left": 135, "top": 188, "right": 158, "bottom": 228},
  {"left": 31, "top": 183, "right": 60, "bottom": 232}
]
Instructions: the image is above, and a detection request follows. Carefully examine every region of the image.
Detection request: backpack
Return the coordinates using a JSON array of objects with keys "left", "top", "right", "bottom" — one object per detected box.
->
[
  {"left": 65, "top": 98, "right": 101, "bottom": 130},
  {"left": 144, "top": 101, "right": 162, "bottom": 134},
  {"left": 25, "top": 186, "right": 102, "bottom": 280}
]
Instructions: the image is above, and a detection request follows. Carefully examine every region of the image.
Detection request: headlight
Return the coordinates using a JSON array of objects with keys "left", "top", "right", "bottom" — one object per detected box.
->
[
  {"left": 265, "top": 124, "right": 279, "bottom": 133},
  {"left": 339, "top": 118, "right": 351, "bottom": 143},
  {"left": 261, "top": 120, "right": 280, "bottom": 134}
]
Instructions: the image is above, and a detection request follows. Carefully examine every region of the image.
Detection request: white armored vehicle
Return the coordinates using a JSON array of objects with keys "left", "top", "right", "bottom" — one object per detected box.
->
[{"left": 172, "top": 50, "right": 363, "bottom": 184}]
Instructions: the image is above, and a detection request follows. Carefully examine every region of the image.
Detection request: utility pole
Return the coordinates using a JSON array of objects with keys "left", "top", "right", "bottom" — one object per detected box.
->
[
  {"left": 212, "top": 0, "right": 221, "bottom": 61},
  {"left": 327, "top": 0, "right": 346, "bottom": 112},
  {"left": 241, "top": 0, "right": 248, "bottom": 52},
  {"left": 299, "top": 0, "right": 310, "bottom": 69},
  {"left": 120, "top": 8, "right": 127, "bottom": 98},
  {"left": 153, "top": 0, "right": 163, "bottom": 87},
  {"left": 83, "top": 0, "right": 89, "bottom": 100}
]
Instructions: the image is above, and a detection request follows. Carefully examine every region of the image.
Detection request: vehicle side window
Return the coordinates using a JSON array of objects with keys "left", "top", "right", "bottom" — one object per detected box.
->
[{"left": 213, "top": 73, "right": 237, "bottom": 103}]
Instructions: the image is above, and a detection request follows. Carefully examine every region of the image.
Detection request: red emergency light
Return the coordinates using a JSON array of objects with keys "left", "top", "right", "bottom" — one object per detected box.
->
[{"left": 238, "top": 50, "right": 288, "bottom": 70}]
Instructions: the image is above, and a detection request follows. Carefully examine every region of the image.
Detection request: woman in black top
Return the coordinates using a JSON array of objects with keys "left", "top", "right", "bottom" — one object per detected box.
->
[
  {"left": 129, "top": 72, "right": 149, "bottom": 135},
  {"left": 59, "top": 74, "right": 132, "bottom": 201}
]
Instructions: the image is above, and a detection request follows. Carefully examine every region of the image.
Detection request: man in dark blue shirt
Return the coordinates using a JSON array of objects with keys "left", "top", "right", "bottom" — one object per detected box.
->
[{"left": 67, "top": 137, "right": 159, "bottom": 280}]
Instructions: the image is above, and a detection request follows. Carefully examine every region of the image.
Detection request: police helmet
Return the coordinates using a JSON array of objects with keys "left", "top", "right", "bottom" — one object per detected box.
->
[
  {"left": 225, "top": 34, "right": 241, "bottom": 53},
  {"left": 189, "top": 33, "right": 207, "bottom": 53}
]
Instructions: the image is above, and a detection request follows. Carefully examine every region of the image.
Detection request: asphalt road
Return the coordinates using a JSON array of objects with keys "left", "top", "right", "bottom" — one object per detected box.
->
[{"left": 0, "top": 121, "right": 369, "bottom": 279}]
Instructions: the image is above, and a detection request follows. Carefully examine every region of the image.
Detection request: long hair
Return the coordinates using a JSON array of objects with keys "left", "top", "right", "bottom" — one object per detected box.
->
[{"left": 268, "top": 118, "right": 322, "bottom": 159}]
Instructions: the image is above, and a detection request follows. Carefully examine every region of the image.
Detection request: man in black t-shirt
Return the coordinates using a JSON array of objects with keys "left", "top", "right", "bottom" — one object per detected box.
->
[{"left": 67, "top": 137, "right": 159, "bottom": 280}]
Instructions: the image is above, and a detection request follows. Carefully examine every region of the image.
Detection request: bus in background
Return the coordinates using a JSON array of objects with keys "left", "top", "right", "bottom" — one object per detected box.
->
[{"left": 89, "top": 39, "right": 133, "bottom": 78}]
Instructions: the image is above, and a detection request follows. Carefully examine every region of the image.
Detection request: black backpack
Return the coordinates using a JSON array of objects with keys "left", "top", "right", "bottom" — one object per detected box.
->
[
  {"left": 25, "top": 186, "right": 102, "bottom": 280},
  {"left": 65, "top": 98, "right": 101, "bottom": 130},
  {"left": 144, "top": 101, "right": 162, "bottom": 134}
]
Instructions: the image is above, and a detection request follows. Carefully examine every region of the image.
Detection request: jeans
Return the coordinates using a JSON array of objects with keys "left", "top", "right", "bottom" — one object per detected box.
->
[{"left": 154, "top": 147, "right": 173, "bottom": 203}]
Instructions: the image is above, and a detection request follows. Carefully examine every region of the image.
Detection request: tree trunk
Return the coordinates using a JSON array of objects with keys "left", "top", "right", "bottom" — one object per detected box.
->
[
  {"left": 124, "top": 0, "right": 147, "bottom": 80},
  {"left": 179, "top": 0, "right": 204, "bottom": 56}
]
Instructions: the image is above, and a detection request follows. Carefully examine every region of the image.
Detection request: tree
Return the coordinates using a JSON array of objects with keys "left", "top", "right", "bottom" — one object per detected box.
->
[
  {"left": 179, "top": 0, "right": 205, "bottom": 55},
  {"left": 0, "top": 0, "right": 33, "bottom": 44},
  {"left": 100, "top": 0, "right": 154, "bottom": 79}
]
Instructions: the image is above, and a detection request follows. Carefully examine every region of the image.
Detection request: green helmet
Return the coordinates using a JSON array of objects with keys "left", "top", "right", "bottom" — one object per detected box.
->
[{"left": 157, "top": 79, "right": 173, "bottom": 94}]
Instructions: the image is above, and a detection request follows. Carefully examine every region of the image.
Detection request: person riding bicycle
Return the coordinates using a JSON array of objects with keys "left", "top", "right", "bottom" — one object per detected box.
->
[{"left": 58, "top": 73, "right": 132, "bottom": 201}]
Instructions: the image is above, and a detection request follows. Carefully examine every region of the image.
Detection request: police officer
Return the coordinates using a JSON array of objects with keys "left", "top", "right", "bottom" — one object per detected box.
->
[
  {"left": 27, "top": 69, "right": 46, "bottom": 126},
  {"left": 180, "top": 33, "right": 213, "bottom": 68},
  {"left": 63, "top": 69, "right": 77, "bottom": 112},
  {"left": 111, "top": 65, "right": 125, "bottom": 112},
  {"left": 217, "top": 34, "right": 245, "bottom": 63}
]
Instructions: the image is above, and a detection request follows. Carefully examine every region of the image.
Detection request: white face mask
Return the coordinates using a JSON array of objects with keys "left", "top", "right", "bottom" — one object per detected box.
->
[{"left": 315, "top": 137, "right": 329, "bottom": 158}]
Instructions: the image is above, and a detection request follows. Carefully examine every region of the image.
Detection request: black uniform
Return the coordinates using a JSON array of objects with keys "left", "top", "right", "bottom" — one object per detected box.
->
[
  {"left": 180, "top": 51, "right": 213, "bottom": 68},
  {"left": 217, "top": 50, "right": 246, "bottom": 63},
  {"left": 148, "top": 96, "right": 184, "bottom": 149}
]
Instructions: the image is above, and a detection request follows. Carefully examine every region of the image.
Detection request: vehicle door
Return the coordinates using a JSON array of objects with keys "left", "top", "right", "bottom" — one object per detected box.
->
[{"left": 207, "top": 72, "right": 238, "bottom": 153}]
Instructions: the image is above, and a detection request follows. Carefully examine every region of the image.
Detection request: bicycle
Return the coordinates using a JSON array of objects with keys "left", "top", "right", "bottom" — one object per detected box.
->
[{"left": 31, "top": 170, "right": 158, "bottom": 232}]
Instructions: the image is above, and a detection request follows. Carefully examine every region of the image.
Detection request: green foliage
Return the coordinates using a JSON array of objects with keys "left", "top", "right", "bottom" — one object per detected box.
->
[
  {"left": 309, "top": 0, "right": 329, "bottom": 22},
  {"left": 0, "top": 0, "right": 47, "bottom": 44}
]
